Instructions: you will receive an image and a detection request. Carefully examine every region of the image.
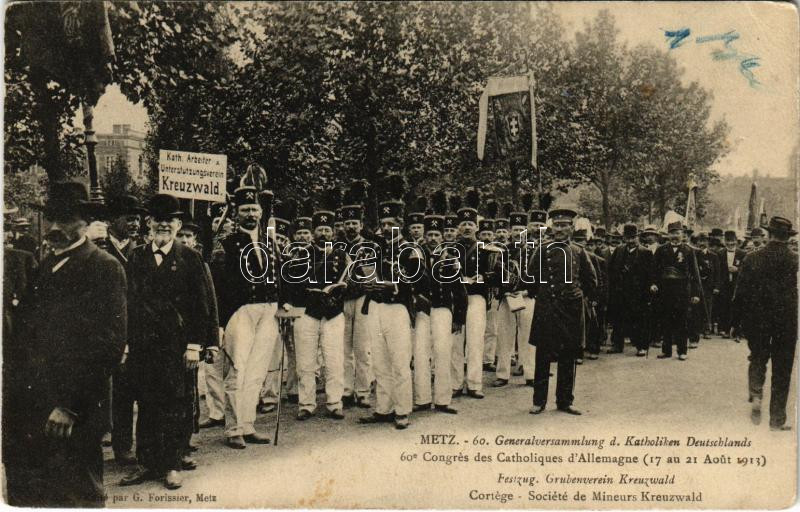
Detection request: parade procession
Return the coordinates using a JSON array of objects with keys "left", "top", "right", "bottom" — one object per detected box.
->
[{"left": 2, "top": 1, "right": 798, "bottom": 508}]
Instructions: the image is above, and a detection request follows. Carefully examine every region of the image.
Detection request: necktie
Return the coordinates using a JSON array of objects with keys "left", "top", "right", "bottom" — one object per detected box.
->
[{"left": 154, "top": 249, "right": 166, "bottom": 266}]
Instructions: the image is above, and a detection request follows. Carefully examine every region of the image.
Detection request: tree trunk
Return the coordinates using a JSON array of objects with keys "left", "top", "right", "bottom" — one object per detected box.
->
[{"left": 600, "top": 171, "right": 611, "bottom": 230}]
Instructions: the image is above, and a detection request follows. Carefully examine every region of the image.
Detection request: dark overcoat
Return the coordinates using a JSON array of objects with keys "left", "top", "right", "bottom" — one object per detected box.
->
[{"left": 607, "top": 245, "right": 654, "bottom": 323}]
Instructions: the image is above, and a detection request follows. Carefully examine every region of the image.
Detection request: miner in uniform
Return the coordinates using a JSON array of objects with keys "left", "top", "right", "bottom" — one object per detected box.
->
[
  {"left": 4, "top": 182, "right": 127, "bottom": 506},
  {"left": 607, "top": 224, "right": 654, "bottom": 357},
  {"left": 415, "top": 191, "right": 467, "bottom": 413},
  {"left": 528, "top": 207, "right": 597, "bottom": 416},
  {"left": 480, "top": 201, "right": 499, "bottom": 372},
  {"left": 652, "top": 222, "right": 701, "bottom": 360},
  {"left": 734, "top": 217, "right": 798, "bottom": 430},
  {"left": 294, "top": 195, "right": 349, "bottom": 420},
  {"left": 443, "top": 195, "right": 460, "bottom": 243},
  {"left": 358, "top": 175, "right": 417, "bottom": 429},
  {"left": 216, "top": 186, "right": 284, "bottom": 449}
]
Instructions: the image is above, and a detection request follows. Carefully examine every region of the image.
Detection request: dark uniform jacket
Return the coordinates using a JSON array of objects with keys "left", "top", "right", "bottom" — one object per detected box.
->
[
  {"left": 361, "top": 236, "right": 417, "bottom": 321},
  {"left": 303, "top": 244, "right": 350, "bottom": 320},
  {"left": 458, "top": 238, "right": 501, "bottom": 300},
  {"left": 733, "top": 241, "right": 798, "bottom": 339},
  {"left": 12, "top": 239, "right": 127, "bottom": 428},
  {"left": 127, "top": 242, "right": 216, "bottom": 402},
  {"left": 695, "top": 247, "right": 721, "bottom": 292},
  {"left": 213, "top": 229, "right": 284, "bottom": 326},
  {"left": 607, "top": 244, "right": 654, "bottom": 322},
  {"left": 341, "top": 235, "right": 382, "bottom": 302},
  {"left": 419, "top": 245, "right": 468, "bottom": 325},
  {"left": 527, "top": 241, "right": 598, "bottom": 359}
]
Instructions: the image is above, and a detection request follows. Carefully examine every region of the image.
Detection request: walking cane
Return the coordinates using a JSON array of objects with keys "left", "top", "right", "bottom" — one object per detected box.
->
[{"left": 273, "top": 319, "right": 288, "bottom": 446}]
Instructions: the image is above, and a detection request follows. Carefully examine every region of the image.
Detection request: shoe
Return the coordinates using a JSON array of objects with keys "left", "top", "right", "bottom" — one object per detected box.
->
[
  {"left": 651, "top": 341, "right": 662, "bottom": 348},
  {"left": 243, "top": 432, "right": 271, "bottom": 444},
  {"left": 394, "top": 415, "right": 409, "bottom": 429},
  {"left": 199, "top": 417, "right": 224, "bottom": 429},
  {"left": 702, "top": 334, "right": 710, "bottom": 340},
  {"left": 721, "top": 333, "right": 729, "bottom": 339},
  {"left": 342, "top": 395, "right": 356, "bottom": 408},
  {"left": 296, "top": 409, "right": 313, "bottom": 421},
  {"left": 102, "top": 432, "right": 112, "bottom": 447},
  {"left": 413, "top": 403, "right": 431, "bottom": 412},
  {"left": 525, "top": 379, "right": 535, "bottom": 388},
  {"left": 359, "top": 412, "right": 395, "bottom": 424},
  {"left": 656, "top": 354, "right": 671, "bottom": 359},
  {"left": 678, "top": 354, "right": 687, "bottom": 361},
  {"left": 120, "top": 465, "right": 157, "bottom": 486},
  {"left": 355, "top": 397, "right": 371, "bottom": 409},
  {"left": 466, "top": 389, "right": 484, "bottom": 399},
  {"left": 529, "top": 405, "right": 546, "bottom": 415},
  {"left": 287, "top": 394, "right": 299, "bottom": 404},
  {"left": 636, "top": 349, "right": 647, "bottom": 357},
  {"left": 327, "top": 408, "right": 345, "bottom": 420},
  {"left": 114, "top": 450, "right": 137, "bottom": 466},
  {"left": 770, "top": 424, "right": 792, "bottom": 431},
  {"left": 586, "top": 354, "right": 598, "bottom": 360},
  {"left": 575, "top": 358, "right": 584, "bottom": 365},
  {"left": 188, "top": 444, "right": 198, "bottom": 452},
  {"left": 511, "top": 366, "right": 524, "bottom": 377},
  {"left": 688, "top": 342, "right": 698, "bottom": 349},
  {"left": 164, "top": 470, "right": 182, "bottom": 490},
  {"left": 492, "top": 379, "right": 508, "bottom": 387},
  {"left": 557, "top": 406, "right": 582, "bottom": 415},
  {"left": 482, "top": 362, "right": 496, "bottom": 372},
  {"left": 751, "top": 398, "right": 762, "bottom": 425},
  {"left": 452, "top": 389, "right": 464, "bottom": 398},
  {"left": 181, "top": 456, "right": 197, "bottom": 471},
  {"left": 257, "top": 403, "right": 276, "bottom": 414},
  {"left": 606, "top": 349, "right": 623, "bottom": 354},
  {"left": 434, "top": 405, "right": 458, "bottom": 414},
  {"left": 226, "top": 436, "right": 247, "bottom": 449}
]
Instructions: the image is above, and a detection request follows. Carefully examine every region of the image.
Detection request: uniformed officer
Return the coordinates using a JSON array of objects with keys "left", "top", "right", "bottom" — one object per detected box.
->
[
  {"left": 733, "top": 217, "right": 798, "bottom": 430},
  {"left": 358, "top": 175, "right": 417, "bottom": 429},
  {"left": 528, "top": 207, "right": 597, "bottom": 416},
  {"left": 340, "top": 181, "right": 379, "bottom": 409},
  {"left": 216, "top": 186, "right": 285, "bottom": 449},
  {"left": 293, "top": 194, "right": 349, "bottom": 420},
  {"left": 652, "top": 222, "right": 701, "bottom": 360}
]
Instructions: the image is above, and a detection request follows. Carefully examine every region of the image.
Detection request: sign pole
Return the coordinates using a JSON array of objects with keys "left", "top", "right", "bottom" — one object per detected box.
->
[{"left": 82, "top": 102, "right": 104, "bottom": 204}]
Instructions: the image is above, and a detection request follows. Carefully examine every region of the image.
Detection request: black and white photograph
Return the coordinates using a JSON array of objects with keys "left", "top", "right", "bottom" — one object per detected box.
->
[{"left": 2, "top": 1, "right": 798, "bottom": 508}]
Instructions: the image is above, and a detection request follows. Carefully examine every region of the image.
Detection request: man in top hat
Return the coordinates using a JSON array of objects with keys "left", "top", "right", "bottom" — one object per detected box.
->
[
  {"left": 106, "top": 195, "right": 146, "bottom": 263},
  {"left": 651, "top": 222, "right": 701, "bottom": 360},
  {"left": 717, "top": 230, "right": 747, "bottom": 338},
  {"left": 607, "top": 224, "right": 654, "bottom": 357},
  {"left": 121, "top": 194, "right": 216, "bottom": 490},
  {"left": 4, "top": 182, "right": 127, "bottom": 506},
  {"left": 688, "top": 232, "right": 720, "bottom": 348},
  {"left": 213, "top": 186, "right": 285, "bottom": 449},
  {"left": 358, "top": 175, "right": 417, "bottom": 429},
  {"left": 733, "top": 217, "right": 798, "bottom": 430},
  {"left": 340, "top": 181, "right": 380, "bottom": 409},
  {"left": 528, "top": 207, "right": 597, "bottom": 416},
  {"left": 749, "top": 227, "right": 766, "bottom": 251},
  {"left": 413, "top": 191, "right": 467, "bottom": 413},
  {"left": 292, "top": 193, "right": 349, "bottom": 421}
]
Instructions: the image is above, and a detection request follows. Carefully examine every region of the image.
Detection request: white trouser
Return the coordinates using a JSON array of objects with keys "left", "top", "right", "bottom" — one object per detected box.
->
[
  {"left": 343, "top": 296, "right": 373, "bottom": 399},
  {"left": 260, "top": 331, "right": 297, "bottom": 405},
  {"left": 223, "top": 303, "right": 279, "bottom": 437},
  {"left": 483, "top": 297, "right": 498, "bottom": 364},
  {"left": 370, "top": 303, "right": 412, "bottom": 416},
  {"left": 517, "top": 297, "right": 536, "bottom": 380},
  {"left": 495, "top": 297, "right": 518, "bottom": 380},
  {"left": 412, "top": 312, "right": 432, "bottom": 406},
  {"left": 430, "top": 307, "right": 454, "bottom": 406},
  {"left": 204, "top": 354, "right": 226, "bottom": 421},
  {"left": 295, "top": 313, "right": 345, "bottom": 413},
  {"left": 464, "top": 294, "right": 487, "bottom": 391},
  {"left": 451, "top": 328, "right": 465, "bottom": 392}
]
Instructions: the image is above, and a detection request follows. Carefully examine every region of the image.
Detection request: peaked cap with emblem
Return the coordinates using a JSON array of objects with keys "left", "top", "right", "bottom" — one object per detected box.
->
[
  {"left": 496, "top": 202, "right": 512, "bottom": 231},
  {"left": 406, "top": 196, "right": 427, "bottom": 227},
  {"left": 294, "top": 202, "right": 313, "bottom": 232},
  {"left": 458, "top": 189, "right": 480, "bottom": 224},
  {"left": 479, "top": 199, "right": 497, "bottom": 232},
  {"left": 341, "top": 180, "right": 368, "bottom": 221},
  {"left": 273, "top": 199, "right": 297, "bottom": 238},
  {"left": 445, "top": 194, "right": 460, "bottom": 229},
  {"left": 314, "top": 187, "right": 339, "bottom": 229}
]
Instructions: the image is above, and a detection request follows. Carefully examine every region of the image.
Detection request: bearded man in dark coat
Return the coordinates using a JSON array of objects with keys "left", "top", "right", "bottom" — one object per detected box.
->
[
  {"left": 528, "top": 207, "right": 597, "bottom": 416},
  {"left": 120, "top": 194, "right": 216, "bottom": 490},
  {"left": 3, "top": 182, "right": 127, "bottom": 507}
]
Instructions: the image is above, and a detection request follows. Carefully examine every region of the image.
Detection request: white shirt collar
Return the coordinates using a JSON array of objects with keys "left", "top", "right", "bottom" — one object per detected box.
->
[
  {"left": 152, "top": 239, "right": 174, "bottom": 255},
  {"left": 54, "top": 236, "right": 87, "bottom": 256}
]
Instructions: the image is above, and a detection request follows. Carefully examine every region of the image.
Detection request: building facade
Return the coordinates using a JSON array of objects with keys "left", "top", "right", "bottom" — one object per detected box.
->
[{"left": 91, "top": 124, "right": 147, "bottom": 184}]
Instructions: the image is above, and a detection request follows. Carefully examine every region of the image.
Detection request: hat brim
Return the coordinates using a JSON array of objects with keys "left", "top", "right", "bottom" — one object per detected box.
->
[{"left": 766, "top": 226, "right": 798, "bottom": 236}]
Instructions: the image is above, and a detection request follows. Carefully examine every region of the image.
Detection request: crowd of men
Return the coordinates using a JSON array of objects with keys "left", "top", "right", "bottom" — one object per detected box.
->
[{"left": 2, "top": 176, "right": 797, "bottom": 506}]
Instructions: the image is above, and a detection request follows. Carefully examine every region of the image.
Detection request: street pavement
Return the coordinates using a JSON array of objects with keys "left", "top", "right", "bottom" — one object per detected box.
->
[{"left": 103, "top": 335, "right": 797, "bottom": 508}]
